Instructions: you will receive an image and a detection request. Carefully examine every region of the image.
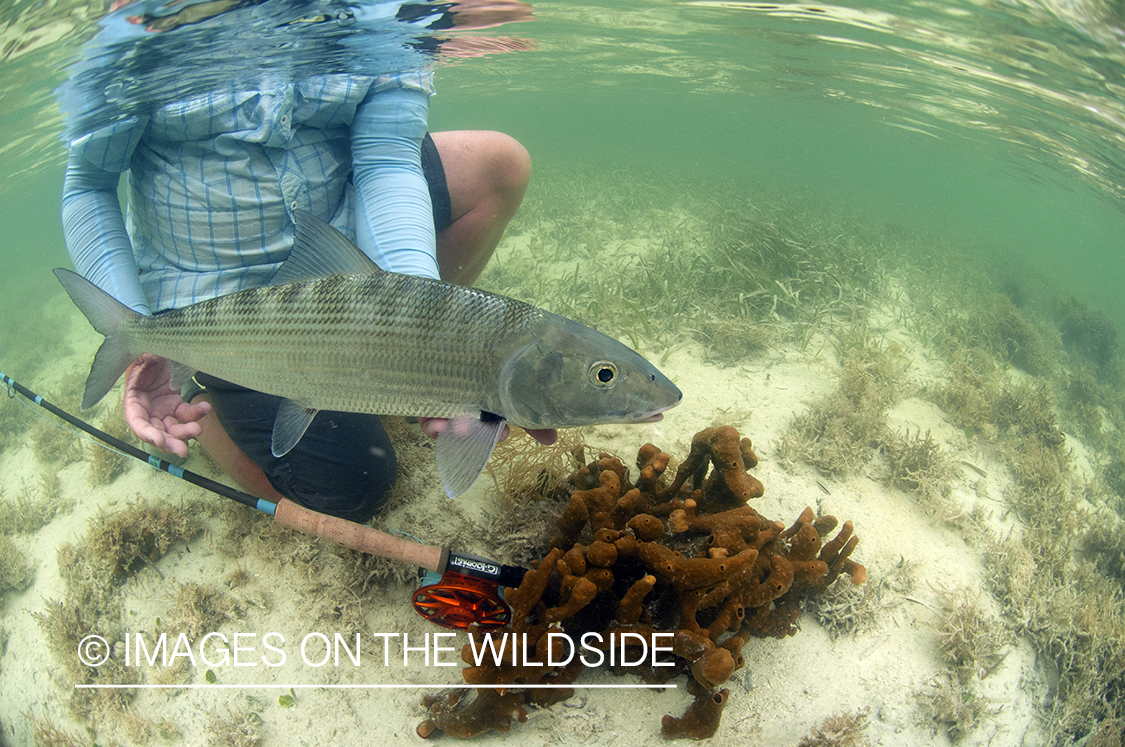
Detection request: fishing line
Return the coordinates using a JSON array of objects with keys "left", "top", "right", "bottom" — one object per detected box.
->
[
  {"left": 1, "top": 369, "right": 267, "bottom": 512},
  {"left": 4, "top": 375, "right": 137, "bottom": 465}
]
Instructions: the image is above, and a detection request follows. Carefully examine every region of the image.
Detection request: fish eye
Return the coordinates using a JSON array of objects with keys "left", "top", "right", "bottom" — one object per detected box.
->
[{"left": 590, "top": 361, "right": 618, "bottom": 387}]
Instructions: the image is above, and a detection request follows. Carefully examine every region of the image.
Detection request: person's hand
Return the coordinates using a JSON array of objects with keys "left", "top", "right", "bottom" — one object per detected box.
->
[
  {"left": 122, "top": 353, "right": 211, "bottom": 458},
  {"left": 418, "top": 416, "right": 557, "bottom": 446}
]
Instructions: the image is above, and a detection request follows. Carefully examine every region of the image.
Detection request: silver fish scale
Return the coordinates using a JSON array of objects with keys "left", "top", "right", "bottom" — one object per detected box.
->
[{"left": 121, "top": 273, "right": 542, "bottom": 417}]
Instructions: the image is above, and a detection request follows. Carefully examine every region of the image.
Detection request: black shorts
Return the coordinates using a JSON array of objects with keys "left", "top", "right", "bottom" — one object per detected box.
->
[
  {"left": 197, "top": 134, "right": 451, "bottom": 522},
  {"left": 194, "top": 373, "right": 398, "bottom": 523},
  {"left": 421, "top": 132, "right": 453, "bottom": 234}
]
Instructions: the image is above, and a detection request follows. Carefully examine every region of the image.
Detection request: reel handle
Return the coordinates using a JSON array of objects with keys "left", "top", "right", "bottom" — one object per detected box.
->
[
  {"left": 272, "top": 499, "right": 525, "bottom": 631},
  {"left": 273, "top": 497, "right": 448, "bottom": 572}
]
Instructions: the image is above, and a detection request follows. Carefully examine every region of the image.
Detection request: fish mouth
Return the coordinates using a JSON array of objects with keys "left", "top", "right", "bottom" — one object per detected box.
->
[{"left": 628, "top": 399, "right": 681, "bottom": 423}]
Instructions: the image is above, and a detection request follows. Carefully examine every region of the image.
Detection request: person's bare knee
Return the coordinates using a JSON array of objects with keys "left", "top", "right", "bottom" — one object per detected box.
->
[
  {"left": 431, "top": 130, "right": 531, "bottom": 284},
  {"left": 488, "top": 132, "right": 531, "bottom": 207},
  {"left": 432, "top": 130, "right": 530, "bottom": 221}
]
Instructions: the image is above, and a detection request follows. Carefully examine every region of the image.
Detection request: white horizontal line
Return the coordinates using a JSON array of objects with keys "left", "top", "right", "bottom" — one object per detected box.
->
[{"left": 75, "top": 683, "right": 675, "bottom": 690}]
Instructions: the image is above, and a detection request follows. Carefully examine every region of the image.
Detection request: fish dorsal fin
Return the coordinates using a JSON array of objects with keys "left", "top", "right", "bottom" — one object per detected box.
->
[
  {"left": 271, "top": 399, "right": 319, "bottom": 457},
  {"left": 435, "top": 412, "right": 507, "bottom": 499},
  {"left": 270, "top": 210, "right": 383, "bottom": 286}
]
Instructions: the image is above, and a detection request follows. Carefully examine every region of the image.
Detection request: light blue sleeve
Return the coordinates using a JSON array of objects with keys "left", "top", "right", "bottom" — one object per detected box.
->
[
  {"left": 60, "top": 120, "right": 152, "bottom": 315},
  {"left": 350, "top": 84, "right": 439, "bottom": 280}
]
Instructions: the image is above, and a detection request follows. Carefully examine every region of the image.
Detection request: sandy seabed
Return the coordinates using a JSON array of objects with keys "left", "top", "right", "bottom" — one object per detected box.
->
[{"left": 0, "top": 286, "right": 1065, "bottom": 747}]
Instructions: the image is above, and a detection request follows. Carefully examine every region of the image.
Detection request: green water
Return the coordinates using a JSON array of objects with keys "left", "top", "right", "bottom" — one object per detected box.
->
[
  {"left": 4, "top": 0, "right": 1125, "bottom": 743},
  {"left": 423, "top": 0, "right": 1125, "bottom": 325},
  {"left": 7, "top": 0, "right": 1125, "bottom": 337}
]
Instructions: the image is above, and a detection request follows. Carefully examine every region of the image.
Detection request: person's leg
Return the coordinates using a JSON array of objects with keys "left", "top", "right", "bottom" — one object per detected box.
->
[
  {"left": 192, "top": 374, "right": 397, "bottom": 523},
  {"left": 191, "top": 392, "right": 287, "bottom": 504},
  {"left": 429, "top": 130, "right": 531, "bottom": 285}
]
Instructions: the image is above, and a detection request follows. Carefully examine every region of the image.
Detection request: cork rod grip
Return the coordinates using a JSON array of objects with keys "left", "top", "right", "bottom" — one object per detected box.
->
[{"left": 273, "top": 498, "right": 447, "bottom": 573}]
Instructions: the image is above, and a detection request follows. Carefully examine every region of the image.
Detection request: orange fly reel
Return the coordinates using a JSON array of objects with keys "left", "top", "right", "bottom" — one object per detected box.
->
[
  {"left": 412, "top": 571, "right": 511, "bottom": 630},
  {"left": 412, "top": 552, "right": 526, "bottom": 630}
]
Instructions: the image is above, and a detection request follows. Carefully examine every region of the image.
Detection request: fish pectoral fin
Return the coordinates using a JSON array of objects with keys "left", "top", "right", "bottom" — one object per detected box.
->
[
  {"left": 168, "top": 362, "right": 198, "bottom": 394},
  {"left": 435, "top": 412, "right": 507, "bottom": 499},
  {"left": 271, "top": 399, "right": 319, "bottom": 457}
]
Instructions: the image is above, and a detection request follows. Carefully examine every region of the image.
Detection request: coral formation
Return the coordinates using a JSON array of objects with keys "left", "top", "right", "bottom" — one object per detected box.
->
[
  {"left": 418, "top": 425, "right": 866, "bottom": 739},
  {"left": 880, "top": 429, "right": 955, "bottom": 506},
  {"left": 165, "top": 581, "right": 240, "bottom": 639},
  {"left": 33, "top": 597, "right": 133, "bottom": 718},
  {"left": 918, "top": 677, "right": 995, "bottom": 742},
  {"left": 1082, "top": 520, "right": 1125, "bottom": 584},
  {"left": 962, "top": 296, "right": 1053, "bottom": 377},
  {"left": 30, "top": 418, "right": 83, "bottom": 467},
  {"left": 486, "top": 426, "right": 586, "bottom": 503},
  {"left": 1064, "top": 365, "right": 1109, "bottom": 443},
  {"left": 661, "top": 680, "right": 730, "bottom": 739},
  {"left": 28, "top": 713, "right": 88, "bottom": 747},
  {"left": 808, "top": 558, "right": 915, "bottom": 639},
  {"left": 417, "top": 690, "right": 529, "bottom": 738},
  {"left": 1085, "top": 718, "right": 1125, "bottom": 747},
  {"left": 932, "top": 590, "right": 1011, "bottom": 684},
  {"left": 691, "top": 317, "right": 776, "bottom": 366},
  {"left": 57, "top": 492, "right": 200, "bottom": 616},
  {"left": 0, "top": 475, "right": 72, "bottom": 535},
  {"left": 937, "top": 365, "right": 1069, "bottom": 500},
  {"left": 36, "top": 496, "right": 202, "bottom": 721},
  {"left": 984, "top": 527, "right": 1125, "bottom": 742},
  {"left": 206, "top": 707, "right": 263, "bottom": 747}
]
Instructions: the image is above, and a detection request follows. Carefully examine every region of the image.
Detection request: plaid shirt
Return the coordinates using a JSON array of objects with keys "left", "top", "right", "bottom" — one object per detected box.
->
[{"left": 62, "top": 71, "right": 436, "bottom": 314}]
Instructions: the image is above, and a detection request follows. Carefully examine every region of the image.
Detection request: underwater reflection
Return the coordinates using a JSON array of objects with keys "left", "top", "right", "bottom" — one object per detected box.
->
[{"left": 58, "top": 0, "right": 536, "bottom": 142}]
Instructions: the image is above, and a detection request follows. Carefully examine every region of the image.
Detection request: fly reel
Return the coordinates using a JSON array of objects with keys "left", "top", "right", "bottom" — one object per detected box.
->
[{"left": 411, "top": 552, "right": 526, "bottom": 630}]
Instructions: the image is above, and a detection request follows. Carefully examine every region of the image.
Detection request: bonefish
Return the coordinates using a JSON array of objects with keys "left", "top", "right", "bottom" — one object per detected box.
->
[{"left": 55, "top": 211, "right": 682, "bottom": 498}]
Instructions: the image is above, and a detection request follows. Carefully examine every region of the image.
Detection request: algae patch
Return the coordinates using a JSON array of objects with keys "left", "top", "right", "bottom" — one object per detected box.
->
[{"left": 0, "top": 535, "right": 33, "bottom": 593}]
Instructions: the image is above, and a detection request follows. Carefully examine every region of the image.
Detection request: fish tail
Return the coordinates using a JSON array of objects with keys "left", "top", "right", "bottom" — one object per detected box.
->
[{"left": 53, "top": 268, "right": 138, "bottom": 409}]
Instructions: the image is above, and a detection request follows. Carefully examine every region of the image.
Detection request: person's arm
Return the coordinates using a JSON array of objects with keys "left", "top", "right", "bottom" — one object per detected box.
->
[
  {"left": 61, "top": 128, "right": 208, "bottom": 454},
  {"left": 60, "top": 133, "right": 151, "bottom": 314},
  {"left": 350, "top": 83, "right": 440, "bottom": 279}
]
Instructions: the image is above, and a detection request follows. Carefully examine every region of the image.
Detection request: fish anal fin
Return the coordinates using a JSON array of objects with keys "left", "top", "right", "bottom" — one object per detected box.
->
[
  {"left": 272, "top": 399, "right": 319, "bottom": 457},
  {"left": 82, "top": 337, "right": 133, "bottom": 410},
  {"left": 435, "top": 412, "right": 507, "bottom": 499}
]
